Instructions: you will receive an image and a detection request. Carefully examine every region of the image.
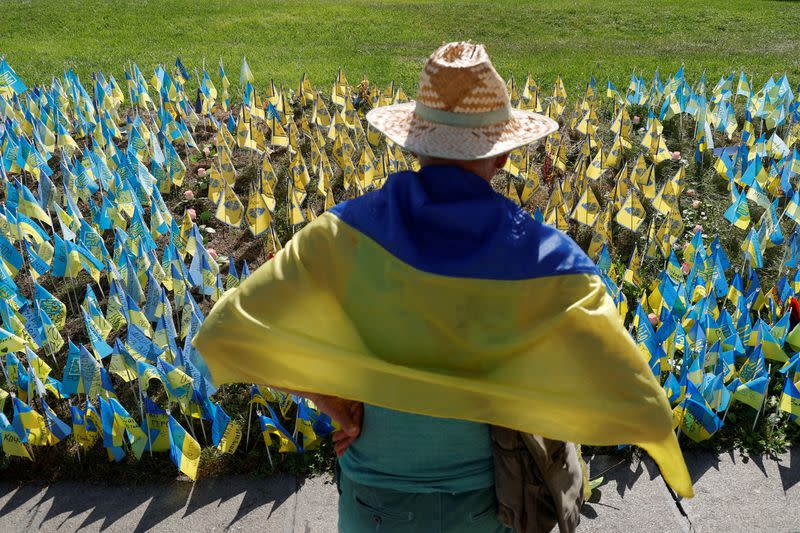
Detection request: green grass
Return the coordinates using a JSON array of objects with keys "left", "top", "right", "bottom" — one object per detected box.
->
[{"left": 3, "top": 0, "right": 800, "bottom": 95}]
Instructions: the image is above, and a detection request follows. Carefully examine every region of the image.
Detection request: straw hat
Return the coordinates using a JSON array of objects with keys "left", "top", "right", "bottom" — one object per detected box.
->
[{"left": 366, "top": 42, "right": 559, "bottom": 160}]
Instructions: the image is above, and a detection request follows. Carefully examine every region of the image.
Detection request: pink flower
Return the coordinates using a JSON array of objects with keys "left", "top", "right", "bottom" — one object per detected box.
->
[
  {"left": 691, "top": 199, "right": 701, "bottom": 209},
  {"left": 187, "top": 208, "right": 196, "bottom": 221},
  {"left": 671, "top": 151, "right": 681, "bottom": 161},
  {"left": 648, "top": 313, "right": 659, "bottom": 327},
  {"left": 681, "top": 262, "right": 691, "bottom": 275},
  {"left": 207, "top": 248, "right": 218, "bottom": 259},
  {"left": 686, "top": 188, "right": 697, "bottom": 197},
  {"left": 197, "top": 168, "right": 207, "bottom": 178},
  {"left": 183, "top": 190, "right": 195, "bottom": 200},
  {"left": 203, "top": 146, "right": 211, "bottom": 156},
  {"left": 694, "top": 224, "right": 703, "bottom": 233},
  {"left": 632, "top": 115, "right": 640, "bottom": 125}
]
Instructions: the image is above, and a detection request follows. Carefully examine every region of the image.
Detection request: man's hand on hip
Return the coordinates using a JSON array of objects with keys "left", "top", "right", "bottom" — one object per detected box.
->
[{"left": 302, "top": 393, "right": 364, "bottom": 457}]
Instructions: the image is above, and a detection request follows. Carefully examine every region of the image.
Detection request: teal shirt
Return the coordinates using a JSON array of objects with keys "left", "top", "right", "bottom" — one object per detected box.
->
[{"left": 338, "top": 404, "right": 494, "bottom": 493}]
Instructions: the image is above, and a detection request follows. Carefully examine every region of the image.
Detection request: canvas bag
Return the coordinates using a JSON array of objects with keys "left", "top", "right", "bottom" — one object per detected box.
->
[{"left": 491, "top": 426, "right": 584, "bottom": 533}]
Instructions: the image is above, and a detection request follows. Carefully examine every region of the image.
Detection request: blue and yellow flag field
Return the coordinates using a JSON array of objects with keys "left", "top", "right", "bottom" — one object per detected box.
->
[{"left": 0, "top": 55, "right": 798, "bottom": 494}]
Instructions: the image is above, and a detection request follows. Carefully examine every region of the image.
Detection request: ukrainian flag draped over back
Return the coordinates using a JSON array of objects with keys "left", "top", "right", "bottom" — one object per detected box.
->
[{"left": 194, "top": 165, "right": 693, "bottom": 498}]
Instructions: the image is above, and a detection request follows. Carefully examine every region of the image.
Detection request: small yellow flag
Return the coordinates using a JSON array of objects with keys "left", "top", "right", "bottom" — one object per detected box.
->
[
  {"left": 2, "top": 430, "right": 32, "bottom": 460},
  {"left": 246, "top": 188, "right": 273, "bottom": 237},
  {"left": 571, "top": 186, "right": 601, "bottom": 227},
  {"left": 615, "top": 192, "right": 646, "bottom": 233},
  {"left": 215, "top": 183, "right": 244, "bottom": 228}
]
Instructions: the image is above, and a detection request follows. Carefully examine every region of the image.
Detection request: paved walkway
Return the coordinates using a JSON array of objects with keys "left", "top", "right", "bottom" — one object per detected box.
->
[{"left": 1, "top": 449, "right": 798, "bottom": 532}]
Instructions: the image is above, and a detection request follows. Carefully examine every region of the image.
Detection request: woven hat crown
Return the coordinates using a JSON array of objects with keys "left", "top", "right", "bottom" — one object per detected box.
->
[
  {"left": 417, "top": 42, "right": 509, "bottom": 114},
  {"left": 365, "top": 41, "right": 557, "bottom": 160}
]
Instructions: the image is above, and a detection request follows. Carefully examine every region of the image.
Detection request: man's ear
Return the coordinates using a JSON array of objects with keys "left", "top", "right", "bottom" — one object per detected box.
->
[{"left": 494, "top": 153, "right": 509, "bottom": 170}]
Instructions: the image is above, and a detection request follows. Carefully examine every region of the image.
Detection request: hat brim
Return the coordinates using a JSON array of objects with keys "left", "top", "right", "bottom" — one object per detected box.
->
[{"left": 366, "top": 102, "right": 559, "bottom": 160}]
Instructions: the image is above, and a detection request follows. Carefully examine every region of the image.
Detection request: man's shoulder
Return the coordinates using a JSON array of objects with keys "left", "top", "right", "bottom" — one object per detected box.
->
[{"left": 328, "top": 171, "right": 415, "bottom": 222}]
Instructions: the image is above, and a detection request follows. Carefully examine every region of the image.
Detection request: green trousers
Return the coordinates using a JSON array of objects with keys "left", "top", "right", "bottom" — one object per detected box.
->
[{"left": 336, "top": 464, "right": 512, "bottom": 532}]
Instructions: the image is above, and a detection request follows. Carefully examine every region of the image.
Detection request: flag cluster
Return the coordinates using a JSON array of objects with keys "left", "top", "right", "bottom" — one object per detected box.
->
[
  {"left": 0, "top": 57, "right": 340, "bottom": 477},
  {"left": 530, "top": 69, "right": 800, "bottom": 441},
  {"left": 1, "top": 54, "right": 800, "bottom": 476}
]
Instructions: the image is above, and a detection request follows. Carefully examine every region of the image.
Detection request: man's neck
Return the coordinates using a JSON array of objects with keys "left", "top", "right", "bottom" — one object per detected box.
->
[{"left": 416, "top": 156, "right": 496, "bottom": 183}]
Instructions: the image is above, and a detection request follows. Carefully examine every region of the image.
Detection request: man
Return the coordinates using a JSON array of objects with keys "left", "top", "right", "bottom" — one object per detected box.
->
[{"left": 194, "top": 42, "right": 691, "bottom": 532}]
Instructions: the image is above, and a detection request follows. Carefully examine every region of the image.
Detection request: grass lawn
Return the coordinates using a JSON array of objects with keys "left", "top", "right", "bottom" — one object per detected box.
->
[{"left": 3, "top": 0, "right": 800, "bottom": 94}]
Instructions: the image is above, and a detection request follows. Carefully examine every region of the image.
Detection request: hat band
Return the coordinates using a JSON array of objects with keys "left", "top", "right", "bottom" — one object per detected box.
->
[{"left": 413, "top": 101, "right": 511, "bottom": 128}]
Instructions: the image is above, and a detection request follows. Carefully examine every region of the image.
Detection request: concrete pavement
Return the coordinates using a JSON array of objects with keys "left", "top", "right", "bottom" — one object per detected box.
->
[
  {"left": 679, "top": 448, "right": 800, "bottom": 532},
  {"left": 1, "top": 450, "right": 798, "bottom": 532}
]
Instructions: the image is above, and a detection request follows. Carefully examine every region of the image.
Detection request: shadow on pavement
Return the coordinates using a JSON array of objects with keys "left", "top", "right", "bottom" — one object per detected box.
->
[
  {"left": 777, "top": 446, "right": 800, "bottom": 494},
  {"left": 682, "top": 450, "right": 722, "bottom": 484},
  {"left": 580, "top": 455, "right": 642, "bottom": 518},
  {"left": 183, "top": 474, "right": 296, "bottom": 530},
  {"left": 0, "top": 474, "right": 296, "bottom": 531}
]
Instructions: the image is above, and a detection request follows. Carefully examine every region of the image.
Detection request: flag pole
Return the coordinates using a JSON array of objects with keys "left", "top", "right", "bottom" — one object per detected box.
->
[
  {"left": 126, "top": 62, "right": 134, "bottom": 115},
  {"left": 167, "top": 408, "right": 182, "bottom": 479},
  {"left": 246, "top": 401, "right": 253, "bottom": 450},
  {"left": 0, "top": 351, "right": 9, "bottom": 383},
  {"left": 137, "top": 381, "right": 152, "bottom": 457},
  {"left": 675, "top": 390, "right": 690, "bottom": 441},
  {"left": 126, "top": 375, "right": 141, "bottom": 418},
  {"left": 96, "top": 278, "right": 106, "bottom": 300},
  {"left": 65, "top": 260, "right": 80, "bottom": 313},
  {"left": 38, "top": 389, "right": 55, "bottom": 447},
  {"left": 34, "top": 299, "right": 58, "bottom": 367},
  {"left": 721, "top": 396, "right": 733, "bottom": 423},
  {"left": 62, "top": 274, "right": 78, "bottom": 315},
  {"left": 266, "top": 437, "right": 275, "bottom": 470},
  {"left": 181, "top": 407, "right": 198, "bottom": 442},
  {"left": 257, "top": 410, "right": 274, "bottom": 469},
  {"left": 74, "top": 335, "right": 82, "bottom": 401},
  {"left": 751, "top": 364, "right": 772, "bottom": 432},
  {"left": 68, "top": 398, "right": 82, "bottom": 464},
  {"left": 198, "top": 416, "right": 207, "bottom": 444}
]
